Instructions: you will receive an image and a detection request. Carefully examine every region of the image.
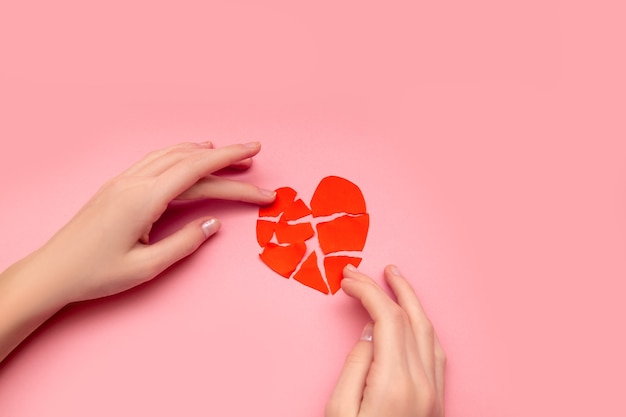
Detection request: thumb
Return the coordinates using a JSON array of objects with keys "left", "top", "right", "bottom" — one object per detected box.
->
[
  {"left": 325, "top": 322, "right": 374, "bottom": 417},
  {"left": 139, "top": 217, "right": 220, "bottom": 278}
]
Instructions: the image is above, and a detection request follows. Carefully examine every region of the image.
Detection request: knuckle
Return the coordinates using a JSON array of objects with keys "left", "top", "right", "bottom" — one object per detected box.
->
[
  {"left": 165, "top": 147, "right": 195, "bottom": 160},
  {"left": 103, "top": 175, "right": 124, "bottom": 187},
  {"left": 420, "top": 318, "right": 435, "bottom": 336},
  {"left": 169, "top": 142, "right": 196, "bottom": 152},
  {"left": 143, "top": 148, "right": 164, "bottom": 160},
  {"left": 387, "top": 305, "right": 409, "bottom": 325},
  {"left": 107, "top": 174, "right": 137, "bottom": 187},
  {"left": 435, "top": 344, "right": 447, "bottom": 364},
  {"left": 100, "top": 176, "right": 129, "bottom": 194},
  {"left": 344, "top": 350, "right": 370, "bottom": 369},
  {"left": 143, "top": 143, "right": 194, "bottom": 160}
]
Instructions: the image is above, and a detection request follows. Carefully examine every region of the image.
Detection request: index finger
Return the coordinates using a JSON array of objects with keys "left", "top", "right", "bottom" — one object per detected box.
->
[
  {"left": 341, "top": 265, "right": 409, "bottom": 371},
  {"left": 156, "top": 142, "right": 262, "bottom": 203}
]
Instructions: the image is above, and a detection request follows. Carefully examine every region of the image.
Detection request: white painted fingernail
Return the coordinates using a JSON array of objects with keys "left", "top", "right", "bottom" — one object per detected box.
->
[
  {"left": 260, "top": 188, "right": 276, "bottom": 198},
  {"left": 360, "top": 322, "right": 374, "bottom": 342},
  {"left": 201, "top": 218, "right": 220, "bottom": 238},
  {"left": 390, "top": 265, "right": 402, "bottom": 276}
]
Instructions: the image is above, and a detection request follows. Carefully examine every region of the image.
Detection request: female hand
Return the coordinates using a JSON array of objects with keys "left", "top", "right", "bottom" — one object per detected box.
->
[
  {"left": 0, "top": 141, "right": 275, "bottom": 362},
  {"left": 11, "top": 141, "right": 276, "bottom": 306},
  {"left": 326, "top": 265, "right": 446, "bottom": 417}
]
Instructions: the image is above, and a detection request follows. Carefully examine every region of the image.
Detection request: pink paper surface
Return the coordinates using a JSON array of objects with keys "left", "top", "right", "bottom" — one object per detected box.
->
[{"left": 1, "top": 1, "right": 626, "bottom": 416}]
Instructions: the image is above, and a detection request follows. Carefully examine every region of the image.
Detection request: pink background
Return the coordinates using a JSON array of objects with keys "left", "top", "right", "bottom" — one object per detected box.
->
[{"left": 1, "top": 1, "right": 625, "bottom": 416}]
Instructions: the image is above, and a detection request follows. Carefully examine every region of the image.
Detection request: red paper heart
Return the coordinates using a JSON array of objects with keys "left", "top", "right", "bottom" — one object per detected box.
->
[{"left": 257, "top": 176, "right": 369, "bottom": 294}]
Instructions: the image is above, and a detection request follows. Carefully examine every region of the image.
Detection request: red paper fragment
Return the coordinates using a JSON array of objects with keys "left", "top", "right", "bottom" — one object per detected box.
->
[
  {"left": 275, "top": 221, "right": 315, "bottom": 244},
  {"left": 317, "top": 214, "right": 370, "bottom": 255},
  {"left": 293, "top": 252, "right": 329, "bottom": 294},
  {"left": 324, "top": 256, "right": 362, "bottom": 294},
  {"left": 256, "top": 220, "right": 275, "bottom": 247},
  {"left": 281, "top": 199, "right": 312, "bottom": 221},
  {"left": 310, "top": 176, "right": 366, "bottom": 217},
  {"left": 259, "top": 187, "right": 297, "bottom": 217},
  {"left": 259, "top": 242, "right": 306, "bottom": 278}
]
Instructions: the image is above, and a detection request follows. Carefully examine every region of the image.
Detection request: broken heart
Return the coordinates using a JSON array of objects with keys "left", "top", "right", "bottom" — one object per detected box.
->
[{"left": 256, "top": 176, "right": 369, "bottom": 294}]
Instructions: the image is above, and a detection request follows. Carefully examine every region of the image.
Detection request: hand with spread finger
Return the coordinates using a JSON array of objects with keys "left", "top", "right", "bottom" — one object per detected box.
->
[
  {"left": 326, "top": 265, "right": 446, "bottom": 417},
  {"left": 0, "top": 141, "right": 275, "bottom": 362}
]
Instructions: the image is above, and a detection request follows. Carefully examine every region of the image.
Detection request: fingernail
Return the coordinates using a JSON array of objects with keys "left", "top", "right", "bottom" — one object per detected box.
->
[
  {"left": 244, "top": 141, "right": 261, "bottom": 148},
  {"left": 390, "top": 265, "right": 402, "bottom": 276},
  {"left": 198, "top": 141, "right": 213, "bottom": 147},
  {"left": 360, "top": 322, "right": 374, "bottom": 342},
  {"left": 260, "top": 188, "right": 276, "bottom": 198},
  {"left": 345, "top": 264, "right": 358, "bottom": 273},
  {"left": 201, "top": 218, "right": 221, "bottom": 238}
]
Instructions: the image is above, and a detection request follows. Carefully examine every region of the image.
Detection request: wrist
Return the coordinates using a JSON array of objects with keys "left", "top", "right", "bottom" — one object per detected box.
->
[{"left": 0, "top": 251, "right": 70, "bottom": 362}]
